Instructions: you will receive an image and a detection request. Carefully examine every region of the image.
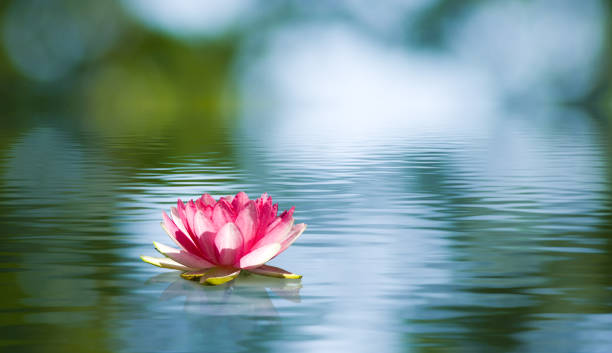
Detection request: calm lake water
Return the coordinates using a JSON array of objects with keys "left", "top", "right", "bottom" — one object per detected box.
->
[{"left": 1, "top": 109, "right": 612, "bottom": 353}]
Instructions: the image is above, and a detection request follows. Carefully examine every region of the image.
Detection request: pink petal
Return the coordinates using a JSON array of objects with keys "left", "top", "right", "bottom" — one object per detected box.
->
[
  {"left": 280, "top": 206, "right": 295, "bottom": 219},
  {"left": 273, "top": 223, "right": 307, "bottom": 258},
  {"left": 153, "top": 241, "right": 214, "bottom": 269},
  {"left": 214, "top": 222, "right": 244, "bottom": 266},
  {"left": 238, "top": 243, "right": 281, "bottom": 269},
  {"left": 232, "top": 192, "right": 250, "bottom": 212},
  {"left": 255, "top": 193, "right": 272, "bottom": 215},
  {"left": 257, "top": 201, "right": 272, "bottom": 224},
  {"left": 177, "top": 199, "right": 194, "bottom": 235},
  {"left": 254, "top": 200, "right": 273, "bottom": 240},
  {"left": 170, "top": 207, "right": 189, "bottom": 237},
  {"left": 201, "top": 193, "right": 216, "bottom": 206},
  {"left": 266, "top": 217, "right": 282, "bottom": 233},
  {"left": 235, "top": 201, "right": 258, "bottom": 248},
  {"left": 162, "top": 212, "right": 200, "bottom": 255},
  {"left": 184, "top": 200, "right": 197, "bottom": 233},
  {"left": 271, "top": 203, "right": 279, "bottom": 217},
  {"left": 194, "top": 210, "right": 218, "bottom": 263},
  {"left": 203, "top": 205, "right": 213, "bottom": 219},
  {"left": 212, "top": 199, "right": 234, "bottom": 228},
  {"left": 194, "top": 210, "right": 216, "bottom": 234},
  {"left": 199, "top": 232, "right": 218, "bottom": 264},
  {"left": 266, "top": 207, "right": 295, "bottom": 233},
  {"left": 176, "top": 198, "right": 186, "bottom": 215},
  {"left": 195, "top": 197, "right": 206, "bottom": 211},
  {"left": 177, "top": 198, "right": 187, "bottom": 212},
  {"left": 171, "top": 206, "right": 199, "bottom": 248},
  {"left": 253, "top": 212, "right": 294, "bottom": 249}
]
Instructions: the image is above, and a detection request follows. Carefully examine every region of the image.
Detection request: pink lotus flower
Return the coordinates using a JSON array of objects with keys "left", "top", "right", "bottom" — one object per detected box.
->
[{"left": 141, "top": 192, "right": 306, "bottom": 285}]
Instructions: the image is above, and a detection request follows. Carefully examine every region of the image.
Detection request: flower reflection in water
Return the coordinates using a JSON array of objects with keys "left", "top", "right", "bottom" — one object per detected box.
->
[{"left": 146, "top": 271, "right": 301, "bottom": 317}]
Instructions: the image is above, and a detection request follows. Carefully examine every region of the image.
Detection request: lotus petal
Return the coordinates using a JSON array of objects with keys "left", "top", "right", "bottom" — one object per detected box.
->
[
  {"left": 194, "top": 209, "right": 216, "bottom": 234},
  {"left": 232, "top": 191, "right": 250, "bottom": 212},
  {"left": 212, "top": 199, "right": 234, "bottom": 228},
  {"left": 235, "top": 201, "right": 258, "bottom": 247},
  {"left": 271, "top": 203, "right": 279, "bottom": 216},
  {"left": 264, "top": 206, "right": 288, "bottom": 232},
  {"left": 180, "top": 269, "right": 208, "bottom": 280},
  {"left": 176, "top": 199, "right": 191, "bottom": 232},
  {"left": 202, "top": 193, "right": 216, "bottom": 205},
  {"left": 199, "top": 267, "right": 241, "bottom": 285},
  {"left": 140, "top": 256, "right": 193, "bottom": 271},
  {"left": 255, "top": 193, "right": 271, "bottom": 215},
  {"left": 239, "top": 243, "right": 281, "bottom": 269},
  {"left": 270, "top": 206, "right": 295, "bottom": 231},
  {"left": 254, "top": 200, "right": 273, "bottom": 240},
  {"left": 153, "top": 241, "right": 214, "bottom": 269},
  {"left": 253, "top": 215, "right": 294, "bottom": 249},
  {"left": 161, "top": 212, "right": 200, "bottom": 255},
  {"left": 279, "top": 223, "right": 307, "bottom": 253},
  {"left": 266, "top": 217, "right": 282, "bottom": 233},
  {"left": 270, "top": 224, "right": 307, "bottom": 260},
  {"left": 185, "top": 200, "right": 198, "bottom": 233},
  {"left": 193, "top": 210, "right": 218, "bottom": 262},
  {"left": 170, "top": 207, "right": 189, "bottom": 236},
  {"left": 172, "top": 204, "right": 201, "bottom": 246},
  {"left": 249, "top": 264, "right": 302, "bottom": 279},
  {"left": 215, "top": 223, "right": 243, "bottom": 266}
]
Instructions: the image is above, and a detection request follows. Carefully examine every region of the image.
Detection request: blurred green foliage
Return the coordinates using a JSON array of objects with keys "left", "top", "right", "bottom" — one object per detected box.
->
[
  {"left": 0, "top": 0, "right": 239, "bottom": 143},
  {"left": 0, "top": 0, "right": 611, "bottom": 139}
]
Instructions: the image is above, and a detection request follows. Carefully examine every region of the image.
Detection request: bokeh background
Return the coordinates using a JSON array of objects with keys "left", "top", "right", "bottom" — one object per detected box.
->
[{"left": 1, "top": 1, "right": 612, "bottom": 352}]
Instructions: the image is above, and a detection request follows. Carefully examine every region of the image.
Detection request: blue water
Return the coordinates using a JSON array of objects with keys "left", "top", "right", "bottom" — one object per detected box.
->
[{"left": 1, "top": 109, "right": 612, "bottom": 353}]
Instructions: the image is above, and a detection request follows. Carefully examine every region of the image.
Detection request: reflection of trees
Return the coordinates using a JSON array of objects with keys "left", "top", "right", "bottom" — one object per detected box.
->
[
  {"left": 0, "top": 123, "right": 247, "bottom": 352},
  {"left": 395, "top": 147, "right": 532, "bottom": 352},
  {"left": 0, "top": 126, "right": 124, "bottom": 353},
  {"left": 396, "top": 113, "right": 612, "bottom": 352}
]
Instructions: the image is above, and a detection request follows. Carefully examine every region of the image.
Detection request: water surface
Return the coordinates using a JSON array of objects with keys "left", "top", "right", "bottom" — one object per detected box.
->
[{"left": 1, "top": 110, "right": 612, "bottom": 353}]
